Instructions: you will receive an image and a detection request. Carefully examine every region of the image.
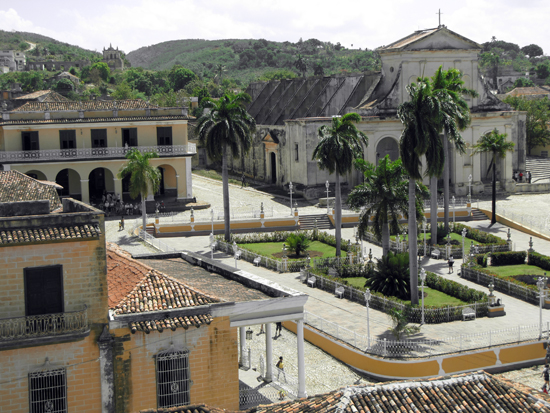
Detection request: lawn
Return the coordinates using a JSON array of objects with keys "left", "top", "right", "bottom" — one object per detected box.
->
[
  {"left": 391, "top": 232, "right": 482, "bottom": 253},
  {"left": 341, "top": 278, "right": 467, "bottom": 306},
  {"left": 488, "top": 264, "right": 547, "bottom": 278},
  {"left": 239, "top": 241, "right": 346, "bottom": 259}
]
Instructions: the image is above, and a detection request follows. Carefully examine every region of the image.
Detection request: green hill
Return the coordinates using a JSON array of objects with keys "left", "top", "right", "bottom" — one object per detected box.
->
[{"left": 127, "top": 38, "right": 381, "bottom": 85}]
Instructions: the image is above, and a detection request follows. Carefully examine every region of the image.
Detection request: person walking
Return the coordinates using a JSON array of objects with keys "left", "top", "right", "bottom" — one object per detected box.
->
[
  {"left": 542, "top": 364, "right": 549, "bottom": 393},
  {"left": 519, "top": 171, "right": 523, "bottom": 183},
  {"left": 276, "top": 356, "right": 286, "bottom": 382},
  {"left": 119, "top": 216, "right": 125, "bottom": 231},
  {"left": 259, "top": 324, "right": 264, "bottom": 334},
  {"left": 241, "top": 173, "right": 246, "bottom": 188},
  {"left": 275, "top": 322, "right": 282, "bottom": 336},
  {"left": 527, "top": 170, "right": 532, "bottom": 184},
  {"left": 448, "top": 255, "right": 454, "bottom": 274}
]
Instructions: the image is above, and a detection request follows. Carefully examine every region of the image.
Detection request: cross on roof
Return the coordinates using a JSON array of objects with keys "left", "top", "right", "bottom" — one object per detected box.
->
[{"left": 437, "top": 9, "right": 443, "bottom": 28}]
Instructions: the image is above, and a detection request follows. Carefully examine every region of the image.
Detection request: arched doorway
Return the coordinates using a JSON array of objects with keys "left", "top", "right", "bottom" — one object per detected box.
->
[
  {"left": 270, "top": 152, "right": 277, "bottom": 184},
  {"left": 55, "top": 169, "right": 81, "bottom": 199},
  {"left": 376, "top": 137, "right": 399, "bottom": 163},
  {"left": 88, "top": 168, "right": 114, "bottom": 203},
  {"left": 24, "top": 170, "right": 47, "bottom": 180},
  {"left": 158, "top": 164, "right": 177, "bottom": 198}
]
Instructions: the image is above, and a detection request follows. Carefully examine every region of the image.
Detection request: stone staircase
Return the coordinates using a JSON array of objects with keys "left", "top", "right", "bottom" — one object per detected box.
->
[
  {"left": 525, "top": 156, "right": 550, "bottom": 182},
  {"left": 299, "top": 214, "right": 333, "bottom": 230},
  {"left": 471, "top": 209, "right": 489, "bottom": 221}
]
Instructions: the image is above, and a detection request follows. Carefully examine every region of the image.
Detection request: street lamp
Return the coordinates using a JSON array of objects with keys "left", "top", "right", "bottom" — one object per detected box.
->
[
  {"left": 420, "top": 268, "right": 426, "bottom": 325},
  {"left": 452, "top": 196, "right": 456, "bottom": 227},
  {"left": 461, "top": 227, "right": 467, "bottom": 264},
  {"left": 210, "top": 209, "right": 214, "bottom": 259},
  {"left": 537, "top": 277, "right": 546, "bottom": 339},
  {"left": 468, "top": 174, "right": 472, "bottom": 203},
  {"left": 364, "top": 289, "right": 371, "bottom": 349},
  {"left": 288, "top": 182, "right": 293, "bottom": 216},
  {"left": 325, "top": 180, "right": 330, "bottom": 214}
]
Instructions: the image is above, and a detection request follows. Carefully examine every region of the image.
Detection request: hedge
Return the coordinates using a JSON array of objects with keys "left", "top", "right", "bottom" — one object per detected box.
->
[
  {"left": 528, "top": 251, "right": 550, "bottom": 272},
  {"left": 490, "top": 251, "right": 527, "bottom": 266},
  {"left": 226, "top": 230, "right": 351, "bottom": 252},
  {"left": 452, "top": 223, "right": 507, "bottom": 245}
]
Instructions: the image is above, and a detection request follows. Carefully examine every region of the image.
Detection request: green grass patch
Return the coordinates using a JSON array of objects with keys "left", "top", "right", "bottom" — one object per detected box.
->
[
  {"left": 239, "top": 240, "right": 346, "bottom": 259},
  {"left": 488, "top": 264, "right": 547, "bottom": 278},
  {"left": 193, "top": 169, "right": 241, "bottom": 185},
  {"left": 391, "top": 232, "right": 482, "bottom": 252}
]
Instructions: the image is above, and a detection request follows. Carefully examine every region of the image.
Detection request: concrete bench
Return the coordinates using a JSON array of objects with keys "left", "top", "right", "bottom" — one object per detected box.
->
[
  {"left": 307, "top": 276, "right": 316, "bottom": 288},
  {"left": 335, "top": 286, "right": 344, "bottom": 299},
  {"left": 253, "top": 257, "right": 261, "bottom": 266},
  {"left": 431, "top": 249, "right": 441, "bottom": 260},
  {"left": 462, "top": 307, "right": 476, "bottom": 321}
]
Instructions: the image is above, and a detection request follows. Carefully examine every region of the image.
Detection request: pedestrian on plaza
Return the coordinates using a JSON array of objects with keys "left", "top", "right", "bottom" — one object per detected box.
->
[
  {"left": 119, "top": 216, "right": 124, "bottom": 231},
  {"left": 519, "top": 172, "right": 523, "bottom": 183},
  {"left": 259, "top": 324, "right": 265, "bottom": 334},
  {"left": 448, "top": 255, "right": 454, "bottom": 274},
  {"left": 275, "top": 322, "right": 282, "bottom": 336},
  {"left": 527, "top": 171, "right": 532, "bottom": 184},
  {"left": 513, "top": 171, "right": 517, "bottom": 182},
  {"left": 543, "top": 366, "right": 549, "bottom": 392},
  {"left": 276, "top": 356, "right": 286, "bottom": 382},
  {"left": 241, "top": 173, "right": 246, "bottom": 188}
]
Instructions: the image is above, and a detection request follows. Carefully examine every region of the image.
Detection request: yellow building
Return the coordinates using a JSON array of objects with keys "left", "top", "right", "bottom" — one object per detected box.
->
[{"left": 0, "top": 100, "right": 196, "bottom": 208}]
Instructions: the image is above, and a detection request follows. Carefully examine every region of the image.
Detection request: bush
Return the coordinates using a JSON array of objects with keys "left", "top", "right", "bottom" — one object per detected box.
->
[
  {"left": 528, "top": 252, "right": 550, "bottom": 271},
  {"left": 365, "top": 252, "right": 410, "bottom": 300},
  {"left": 285, "top": 233, "right": 310, "bottom": 256},
  {"left": 490, "top": 251, "right": 527, "bottom": 266},
  {"left": 452, "top": 223, "right": 507, "bottom": 245},
  {"left": 425, "top": 271, "right": 486, "bottom": 302}
]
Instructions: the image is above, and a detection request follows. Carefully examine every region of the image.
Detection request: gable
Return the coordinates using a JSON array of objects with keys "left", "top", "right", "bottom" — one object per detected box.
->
[{"left": 403, "top": 29, "right": 481, "bottom": 51}]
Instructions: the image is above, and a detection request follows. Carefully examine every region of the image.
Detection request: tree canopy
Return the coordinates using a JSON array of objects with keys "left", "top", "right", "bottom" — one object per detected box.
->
[{"left": 503, "top": 96, "right": 550, "bottom": 154}]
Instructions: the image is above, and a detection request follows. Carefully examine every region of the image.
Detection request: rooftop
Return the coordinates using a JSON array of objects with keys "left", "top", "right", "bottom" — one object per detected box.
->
[
  {"left": 0, "top": 170, "right": 61, "bottom": 212},
  {"left": 13, "top": 99, "right": 158, "bottom": 112},
  {"left": 13, "top": 89, "right": 70, "bottom": 102}
]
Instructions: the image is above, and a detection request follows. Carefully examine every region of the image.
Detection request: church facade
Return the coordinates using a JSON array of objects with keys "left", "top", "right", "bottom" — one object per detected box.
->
[{"left": 239, "top": 26, "right": 526, "bottom": 200}]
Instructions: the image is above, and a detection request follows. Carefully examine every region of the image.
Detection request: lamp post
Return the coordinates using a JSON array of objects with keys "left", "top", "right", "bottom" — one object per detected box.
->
[
  {"left": 420, "top": 268, "right": 426, "bottom": 325},
  {"left": 461, "top": 227, "right": 467, "bottom": 264},
  {"left": 288, "top": 182, "right": 293, "bottom": 216},
  {"left": 452, "top": 195, "right": 456, "bottom": 227},
  {"left": 422, "top": 218, "right": 427, "bottom": 257},
  {"left": 538, "top": 277, "right": 546, "bottom": 339},
  {"left": 325, "top": 180, "right": 330, "bottom": 214},
  {"left": 364, "top": 289, "right": 371, "bottom": 349},
  {"left": 210, "top": 209, "right": 214, "bottom": 259},
  {"left": 468, "top": 174, "right": 472, "bottom": 203}
]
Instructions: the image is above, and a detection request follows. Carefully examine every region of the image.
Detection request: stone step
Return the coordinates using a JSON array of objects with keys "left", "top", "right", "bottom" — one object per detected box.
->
[
  {"left": 471, "top": 209, "right": 489, "bottom": 221},
  {"left": 299, "top": 214, "right": 333, "bottom": 230}
]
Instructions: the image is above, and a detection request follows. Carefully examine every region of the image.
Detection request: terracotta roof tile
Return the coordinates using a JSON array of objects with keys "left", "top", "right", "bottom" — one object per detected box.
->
[
  {"left": 107, "top": 245, "right": 220, "bottom": 333},
  {"left": 0, "top": 224, "right": 100, "bottom": 245},
  {"left": 0, "top": 114, "right": 190, "bottom": 126},
  {"left": 13, "top": 90, "right": 70, "bottom": 102},
  {"left": 13, "top": 99, "right": 158, "bottom": 112},
  {"left": 0, "top": 170, "right": 61, "bottom": 211},
  {"left": 140, "top": 404, "right": 230, "bottom": 413}
]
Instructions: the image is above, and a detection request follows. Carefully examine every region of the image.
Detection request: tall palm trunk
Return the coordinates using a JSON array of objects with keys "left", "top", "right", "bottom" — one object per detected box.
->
[
  {"left": 222, "top": 145, "right": 231, "bottom": 241},
  {"left": 443, "top": 130, "right": 450, "bottom": 232},
  {"left": 491, "top": 153, "right": 497, "bottom": 225},
  {"left": 382, "top": 222, "right": 390, "bottom": 257},
  {"left": 430, "top": 177, "right": 438, "bottom": 245},
  {"left": 335, "top": 172, "right": 342, "bottom": 257},
  {"left": 141, "top": 196, "right": 147, "bottom": 235},
  {"left": 408, "top": 178, "right": 419, "bottom": 305}
]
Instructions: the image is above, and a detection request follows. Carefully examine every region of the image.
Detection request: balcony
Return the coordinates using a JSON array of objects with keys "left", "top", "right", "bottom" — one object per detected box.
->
[
  {"left": 0, "top": 306, "right": 89, "bottom": 348},
  {"left": 0, "top": 143, "right": 197, "bottom": 163}
]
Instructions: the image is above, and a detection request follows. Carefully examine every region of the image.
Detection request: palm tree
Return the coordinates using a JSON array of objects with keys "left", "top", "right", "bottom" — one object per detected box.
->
[
  {"left": 196, "top": 92, "right": 256, "bottom": 241},
  {"left": 313, "top": 113, "right": 368, "bottom": 257},
  {"left": 347, "top": 156, "right": 428, "bottom": 256},
  {"left": 431, "top": 67, "right": 478, "bottom": 234},
  {"left": 471, "top": 129, "right": 514, "bottom": 225},
  {"left": 118, "top": 149, "right": 161, "bottom": 233},
  {"left": 397, "top": 78, "right": 443, "bottom": 305}
]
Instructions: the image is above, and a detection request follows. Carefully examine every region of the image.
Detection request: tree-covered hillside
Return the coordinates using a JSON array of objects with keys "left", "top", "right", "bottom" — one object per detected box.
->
[{"left": 127, "top": 38, "right": 381, "bottom": 85}]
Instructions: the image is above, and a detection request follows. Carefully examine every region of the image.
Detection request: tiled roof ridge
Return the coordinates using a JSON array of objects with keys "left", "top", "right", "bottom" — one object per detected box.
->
[
  {"left": 153, "top": 268, "right": 223, "bottom": 303},
  {"left": 13, "top": 99, "right": 160, "bottom": 112},
  {"left": 0, "top": 224, "right": 101, "bottom": 245},
  {"left": 0, "top": 114, "right": 190, "bottom": 126}
]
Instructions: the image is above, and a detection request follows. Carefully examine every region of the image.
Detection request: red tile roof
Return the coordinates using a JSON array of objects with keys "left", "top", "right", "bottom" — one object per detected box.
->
[
  {"left": 255, "top": 372, "right": 550, "bottom": 412},
  {"left": 0, "top": 170, "right": 61, "bottom": 211},
  {"left": 13, "top": 99, "right": 159, "bottom": 112},
  {"left": 0, "top": 225, "right": 101, "bottom": 245},
  {"left": 107, "top": 245, "right": 220, "bottom": 333},
  {"left": 0, "top": 114, "right": 190, "bottom": 126},
  {"left": 13, "top": 90, "right": 70, "bottom": 102},
  {"left": 140, "top": 404, "right": 230, "bottom": 413}
]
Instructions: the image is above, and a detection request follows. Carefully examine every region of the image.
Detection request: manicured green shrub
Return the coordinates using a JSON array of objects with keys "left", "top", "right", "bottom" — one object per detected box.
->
[
  {"left": 528, "top": 252, "right": 550, "bottom": 271},
  {"left": 285, "top": 233, "right": 310, "bottom": 256},
  {"left": 452, "top": 223, "right": 507, "bottom": 245},
  {"left": 365, "top": 252, "right": 410, "bottom": 300},
  {"left": 490, "top": 251, "right": 526, "bottom": 266},
  {"left": 425, "top": 271, "right": 487, "bottom": 303},
  {"left": 475, "top": 253, "right": 488, "bottom": 267}
]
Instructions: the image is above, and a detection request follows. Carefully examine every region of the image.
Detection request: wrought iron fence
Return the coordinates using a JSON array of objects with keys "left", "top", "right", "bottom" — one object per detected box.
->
[
  {"left": 304, "top": 311, "right": 549, "bottom": 358},
  {"left": 239, "top": 385, "right": 283, "bottom": 410},
  {"left": 0, "top": 306, "right": 88, "bottom": 341},
  {"left": 461, "top": 267, "right": 545, "bottom": 305},
  {"left": 0, "top": 144, "right": 196, "bottom": 163}
]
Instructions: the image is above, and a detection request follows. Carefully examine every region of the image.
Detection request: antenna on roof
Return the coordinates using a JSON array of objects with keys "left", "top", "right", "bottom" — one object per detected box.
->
[{"left": 437, "top": 9, "right": 443, "bottom": 28}]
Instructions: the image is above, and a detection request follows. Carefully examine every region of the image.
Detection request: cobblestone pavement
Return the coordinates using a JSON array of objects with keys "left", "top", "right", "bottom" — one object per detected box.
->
[{"left": 104, "top": 174, "right": 550, "bottom": 394}]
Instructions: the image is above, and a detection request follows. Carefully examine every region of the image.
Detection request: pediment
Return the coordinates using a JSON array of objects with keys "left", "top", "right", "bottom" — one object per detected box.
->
[
  {"left": 403, "top": 28, "right": 481, "bottom": 51},
  {"left": 262, "top": 132, "right": 278, "bottom": 144}
]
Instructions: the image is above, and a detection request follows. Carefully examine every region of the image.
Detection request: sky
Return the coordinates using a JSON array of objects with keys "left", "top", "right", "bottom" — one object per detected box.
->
[{"left": 1, "top": 0, "right": 549, "bottom": 55}]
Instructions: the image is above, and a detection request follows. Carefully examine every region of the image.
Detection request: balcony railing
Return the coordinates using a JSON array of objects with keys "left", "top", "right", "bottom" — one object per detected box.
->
[
  {"left": 0, "top": 143, "right": 196, "bottom": 163},
  {"left": 0, "top": 306, "right": 88, "bottom": 342}
]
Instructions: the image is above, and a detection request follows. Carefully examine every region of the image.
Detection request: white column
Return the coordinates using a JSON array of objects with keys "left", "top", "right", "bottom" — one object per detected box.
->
[
  {"left": 186, "top": 158, "right": 192, "bottom": 198},
  {"left": 297, "top": 319, "right": 307, "bottom": 398},
  {"left": 113, "top": 178, "right": 122, "bottom": 198},
  {"left": 239, "top": 327, "right": 246, "bottom": 366},
  {"left": 265, "top": 323, "right": 273, "bottom": 382},
  {"left": 80, "top": 180, "right": 90, "bottom": 204}
]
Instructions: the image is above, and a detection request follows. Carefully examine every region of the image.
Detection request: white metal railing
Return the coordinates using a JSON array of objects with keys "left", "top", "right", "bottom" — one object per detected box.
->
[
  {"left": 146, "top": 206, "right": 275, "bottom": 222},
  {"left": 304, "top": 311, "right": 549, "bottom": 358},
  {"left": 423, "top": 196, "right": 469, "bottom": 209},
  {"left": 139, "top": 230, "right": 177, "bottom": 253},
  {"left": 0, "top": 143, "right": 196, "bottom": 163},
  {"left": 0, "top": 306, "right": 88, "bottom": 341},
  {"left": 497, "top": 205, "right": 550, "bottom": 238}
]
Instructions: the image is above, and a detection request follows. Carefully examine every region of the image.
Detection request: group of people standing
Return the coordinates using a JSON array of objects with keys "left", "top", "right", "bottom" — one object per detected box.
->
[{"left": 513, "top": 171, "right": 532, "bottom": 183}]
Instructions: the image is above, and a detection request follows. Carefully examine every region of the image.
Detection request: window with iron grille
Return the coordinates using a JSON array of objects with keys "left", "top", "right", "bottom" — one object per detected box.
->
[
  {"left": 156, "top": 348, "right": 190, "bottom": 408},
  {"left": 157, "top": 127, "right": 173, "bottom": 146},
  {"left": 28, "top": 367, "right": 67, "bottom": 413}
]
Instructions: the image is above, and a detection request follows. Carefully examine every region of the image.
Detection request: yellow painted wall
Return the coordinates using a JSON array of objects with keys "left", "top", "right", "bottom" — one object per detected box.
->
[
  {"left": 0, "top": 238, "right": 108, "bottom": 324},
  {"left": 111, "top": 316, "right": 239, "bottom": 412},
  {"left": 0, "top": 331, "right": 103, "bottom": 413}
]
